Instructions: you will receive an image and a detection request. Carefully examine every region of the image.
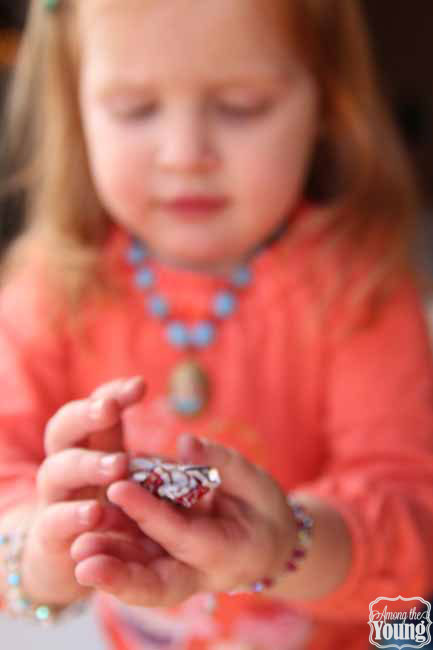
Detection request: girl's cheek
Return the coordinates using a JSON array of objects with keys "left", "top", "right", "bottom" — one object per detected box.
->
[{"left": 90, "top": 148, "right": 152, "bottom": 218}]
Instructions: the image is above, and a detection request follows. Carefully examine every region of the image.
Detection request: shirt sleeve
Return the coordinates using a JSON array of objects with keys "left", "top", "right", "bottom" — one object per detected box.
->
[
  {"left": 292, "top": 275, "right": 433, "bottom": 623},
  {"left": 0, "top": 268, "right": 70, "bottom": 516}
]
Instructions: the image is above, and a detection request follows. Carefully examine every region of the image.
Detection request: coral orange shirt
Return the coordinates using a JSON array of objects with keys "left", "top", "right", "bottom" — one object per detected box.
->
[{"left": 1, "top": 202, "right": 433, "bottom": 650}]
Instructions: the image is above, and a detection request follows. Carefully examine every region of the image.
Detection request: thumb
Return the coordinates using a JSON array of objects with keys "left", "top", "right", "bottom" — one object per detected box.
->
[
  {"left": 177, "top": 432, "right": 207, "bottom": 464},
  {"left": 176, "top": 433, "right": 218, "bottom": 514},
  {"left": 178, "top": 433, "right": 272, "bottom": 512}
]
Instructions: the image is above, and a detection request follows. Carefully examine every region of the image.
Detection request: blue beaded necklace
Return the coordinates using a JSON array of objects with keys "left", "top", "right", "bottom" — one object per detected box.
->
[{"left": 125, "top": 214, "right": 292, "bottom": 417}]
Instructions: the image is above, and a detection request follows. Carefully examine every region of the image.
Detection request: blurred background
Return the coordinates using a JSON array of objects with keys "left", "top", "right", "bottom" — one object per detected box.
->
[
  {"left": 0, "top": 1, "right": 432, "bottom": 649},
  {"left": 363, "top": 0, "right": 433, "bottom": 281}
]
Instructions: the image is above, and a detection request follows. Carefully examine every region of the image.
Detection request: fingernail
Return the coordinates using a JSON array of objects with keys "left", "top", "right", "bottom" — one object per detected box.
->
[
  {"left": 78, "top": 502, "right": 97, "bottom": 526},
  {"left": 100, "top": 453, "right": 123, "bottom": 474},
  {"left": 106, "top": 483, "right": 121, "bottom": 503},
  {"left": 89, "top": 397, "right": 108, "bottom": 420},
  {"left": 120, "top": 376, "right": 144, "bottom": 396}
]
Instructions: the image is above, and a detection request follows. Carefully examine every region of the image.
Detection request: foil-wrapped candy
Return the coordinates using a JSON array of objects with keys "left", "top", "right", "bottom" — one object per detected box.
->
[{"left": 129, "top": 457, "right": 221, "bottom": 508}]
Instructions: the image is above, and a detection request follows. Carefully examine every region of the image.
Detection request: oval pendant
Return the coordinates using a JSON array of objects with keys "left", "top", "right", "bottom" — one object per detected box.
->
[{"left": 168, "top": 359, "right": 210, "bottom": 416}]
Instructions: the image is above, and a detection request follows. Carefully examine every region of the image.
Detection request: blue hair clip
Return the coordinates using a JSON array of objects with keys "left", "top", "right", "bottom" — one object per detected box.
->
[{"left": 43, "top": 0, "right": 60, "bottom": 10}]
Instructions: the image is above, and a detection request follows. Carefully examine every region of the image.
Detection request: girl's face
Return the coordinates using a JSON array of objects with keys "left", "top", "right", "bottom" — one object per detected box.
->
[{"left": 78, "top": 0, "right": 319, "bottom": 272}]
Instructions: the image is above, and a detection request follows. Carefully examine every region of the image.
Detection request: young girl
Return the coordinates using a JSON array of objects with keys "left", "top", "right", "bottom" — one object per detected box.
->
[{"left": 1, "top": 1, "right": 433, "bottom": 649}]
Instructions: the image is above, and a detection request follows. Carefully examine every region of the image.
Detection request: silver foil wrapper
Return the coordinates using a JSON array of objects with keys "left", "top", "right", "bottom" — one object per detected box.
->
[{"left": 129, "top": 457, "right": 221, "bottom": 508}]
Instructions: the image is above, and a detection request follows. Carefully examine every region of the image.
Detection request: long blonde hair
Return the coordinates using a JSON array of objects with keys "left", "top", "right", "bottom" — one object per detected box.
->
[{"left": 0, "top": 0, "right": 423, "bottom": 336}]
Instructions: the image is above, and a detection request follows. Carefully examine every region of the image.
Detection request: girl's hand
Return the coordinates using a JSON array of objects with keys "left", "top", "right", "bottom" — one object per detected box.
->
[
  {"left": 22, "top": 376, "right": 160, "bottom": 605},
  {"left": 70, "top": 435, "right": 296, "bottom": 607}
]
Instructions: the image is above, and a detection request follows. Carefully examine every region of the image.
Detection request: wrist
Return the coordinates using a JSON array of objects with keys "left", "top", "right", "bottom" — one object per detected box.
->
[
  {"left": 21, "top": 533, "right": 92, "bottom": 606},
  {"left": 228, "top": 494, "right": 314, "bottom": 595},
  {"left": 1, "top": 525, "right": 90, "bottom": 623},
  {"left": 260, "top": 492, "right": 353, "bottom": 602}
]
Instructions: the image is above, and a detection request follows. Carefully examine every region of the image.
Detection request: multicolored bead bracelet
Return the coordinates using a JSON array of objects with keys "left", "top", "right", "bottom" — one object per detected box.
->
[
  {"left": 43, "top": 0, "right": 60, "bottom": 11},
  {"left": 0, "top": 526, "right": 88, "bottom": 624},
  {"left": 228, "top": 495, "right": 314, "bottom": 595}
]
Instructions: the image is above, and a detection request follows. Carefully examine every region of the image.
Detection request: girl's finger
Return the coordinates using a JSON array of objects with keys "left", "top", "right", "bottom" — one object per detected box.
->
[
  {"left": 70, "top": 529, "right": 165, "bottom": 565},
  {"left": 31, "top": 500, "right": 127, "bottom": 551},
  {"left": 177, "top": 433, "right": 279, "bottom": 515},
  {"left": 37, "top": 448, "right": 129, "bottom": 503},
  {"left": 74, "top": 553, "right": 199, "bottom": 608},
  {"left": 44, "top": 376, "right": 146, "bottom": 456},
  {"left": 87, "top": 376, "right": 147, "bottom": 453},
  {"left": 106, "top": 480, "right": 230, "bottom": 569}
]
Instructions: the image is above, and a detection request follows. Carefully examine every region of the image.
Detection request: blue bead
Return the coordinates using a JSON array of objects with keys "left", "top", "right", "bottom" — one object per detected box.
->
[
  {"left": 231, "top": 266, "right": 252, "bottom": 287},
  {"left": 166, "top": 321, "right": 189, "bottom": 347},
  {"left": 135, "top": 267, "right": 154, "bottom": 289},
  {"left": 8, "top": 573, "right": 20, "bottom": 586},
  {"left": 0, "top": 533, "right": 8, "bottom": 545},
  {"left": 148, "top": 294, "right": 169, "bottom": 318},
  {"left": 213, "top": 290, "right": 237, "bottom": 317},
  {"left": 35, "top": 606, "right": 51, "bottom": 621},
  {"left": 190, "top": 321, "right": 215, "bottom": 347},
  {"left": 126, "top": 240, "right": 148, "bottom": 265}
]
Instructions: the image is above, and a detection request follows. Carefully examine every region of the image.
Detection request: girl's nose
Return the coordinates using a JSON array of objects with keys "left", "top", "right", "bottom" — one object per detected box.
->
[{"left": 156, "top": 114, "right": 218, "bottom": 173}]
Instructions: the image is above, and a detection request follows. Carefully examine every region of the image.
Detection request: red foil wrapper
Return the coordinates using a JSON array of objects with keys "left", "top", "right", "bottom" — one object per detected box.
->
[{"left": 129, "top": 457, "right": 221, "bottom": 508}]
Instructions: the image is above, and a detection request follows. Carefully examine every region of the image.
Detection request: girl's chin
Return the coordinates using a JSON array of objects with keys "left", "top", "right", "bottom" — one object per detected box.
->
[
  {"left": 149, "top": 236, "right": 236, "bottom": 270},
  {"left": 157, "top": 255, "right": 234, "bottom": 274},
  {"left": 152, "top": 244, "right": 240, "bottom": 274}
]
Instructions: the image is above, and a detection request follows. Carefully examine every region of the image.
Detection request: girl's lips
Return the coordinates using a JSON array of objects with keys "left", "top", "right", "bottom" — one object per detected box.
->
[{"left": 162, "top": 196, "right": 228, "bottom": 213}]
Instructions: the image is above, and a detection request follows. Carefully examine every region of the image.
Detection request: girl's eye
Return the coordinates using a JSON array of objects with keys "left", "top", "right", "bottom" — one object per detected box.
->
[
  {"left": 111, "top": 104, "right": 157, "bottom": 120},
  {"left": 110, "top": 101, "right": 272, "bottom": 122},
  {"left": 217, "top": 102, "right": 272, "bottom": 119}
]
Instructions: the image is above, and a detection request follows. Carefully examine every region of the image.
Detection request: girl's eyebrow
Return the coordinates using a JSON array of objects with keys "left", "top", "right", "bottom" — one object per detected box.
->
[{"left": 96, "top": 70, "right": 292, "bottom": 98}]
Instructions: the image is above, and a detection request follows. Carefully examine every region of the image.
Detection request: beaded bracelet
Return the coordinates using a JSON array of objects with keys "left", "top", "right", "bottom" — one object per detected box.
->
[
  {"left": 0, "top": 526, "right": 89, "bottom": 624},
  {"left": 228, "top": 495, "right": 314, "bottom": 595},
  {"left": 43, "top": 0, "right": 60, "bottom": 11}
]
